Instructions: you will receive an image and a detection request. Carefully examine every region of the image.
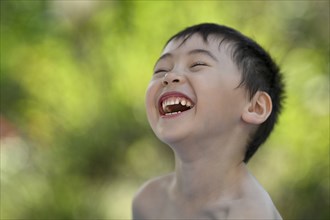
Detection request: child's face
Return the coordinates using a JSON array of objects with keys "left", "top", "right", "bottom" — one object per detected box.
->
[{"left": 146, "top": 34, "right": 249, "bottom": 145}]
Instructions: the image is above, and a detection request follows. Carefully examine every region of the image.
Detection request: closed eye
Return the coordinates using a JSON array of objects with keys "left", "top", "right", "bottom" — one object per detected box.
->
[
  {"left": 154, "top": 69, "right": 169, "bottom": 74},
  {"left": 191, "top": 62, "right": 208, "bottom": 68}
]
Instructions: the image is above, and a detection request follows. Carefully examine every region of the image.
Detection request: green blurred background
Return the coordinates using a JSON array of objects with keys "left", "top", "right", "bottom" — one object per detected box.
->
[{"left": 0, "top": 0, "right": 329, "bottom": 219}]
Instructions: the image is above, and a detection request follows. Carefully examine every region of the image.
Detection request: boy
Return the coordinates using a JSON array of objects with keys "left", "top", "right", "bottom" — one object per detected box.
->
[{"left": 133, "top": 23, "right": 284, "bottom": 219}]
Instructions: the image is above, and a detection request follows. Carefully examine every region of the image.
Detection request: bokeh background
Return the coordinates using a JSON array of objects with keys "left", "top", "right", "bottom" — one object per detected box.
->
[{"left": 1, "top": 0, "right": 329, "bottom": 219}]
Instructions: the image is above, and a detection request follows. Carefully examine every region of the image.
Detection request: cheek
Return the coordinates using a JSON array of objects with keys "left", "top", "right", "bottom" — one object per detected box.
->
[
  {"left": 219, "top": 91, "right": 248, "bottom": 123},
  {"left": 198, "top": 82, "right": 246, "bottom": 120},
  {"left": 145, "top": 81, "right": 158, "bottom": 120}
]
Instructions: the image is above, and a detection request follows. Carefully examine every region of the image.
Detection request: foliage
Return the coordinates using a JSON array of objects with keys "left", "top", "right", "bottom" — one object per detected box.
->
[{"left": 1, "top": 1, "right": 329, "bottom": 219}]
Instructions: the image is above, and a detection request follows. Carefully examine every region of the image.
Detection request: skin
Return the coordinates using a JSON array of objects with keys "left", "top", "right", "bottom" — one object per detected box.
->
[{"left": 133, "top": 34, "right": 282, "bottom": 220}]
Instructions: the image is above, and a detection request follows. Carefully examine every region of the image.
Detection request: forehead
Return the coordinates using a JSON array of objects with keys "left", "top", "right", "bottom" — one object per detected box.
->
[{"left": 162, "top": 34, "right": 226, "bottom": 56}]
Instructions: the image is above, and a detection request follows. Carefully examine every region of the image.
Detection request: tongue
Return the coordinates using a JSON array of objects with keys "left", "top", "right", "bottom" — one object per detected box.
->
[{"left": 165, "top": 104, "right": 190, "bottom": 113}]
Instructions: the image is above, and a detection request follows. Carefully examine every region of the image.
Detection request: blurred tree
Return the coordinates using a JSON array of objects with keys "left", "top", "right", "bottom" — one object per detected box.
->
[{"left": 0, "top": 0, "right": 328, "bottom": 219}]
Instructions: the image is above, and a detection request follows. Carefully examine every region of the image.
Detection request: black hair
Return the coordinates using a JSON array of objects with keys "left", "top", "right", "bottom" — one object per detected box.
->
[{"left": 165, "top": 23, "right": 285, "bottom": 163}]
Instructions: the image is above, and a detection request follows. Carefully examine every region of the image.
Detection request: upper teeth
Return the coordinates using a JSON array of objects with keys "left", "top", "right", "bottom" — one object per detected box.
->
[{"left": 162, "top": 97, "right": 193, "bottom": 112}]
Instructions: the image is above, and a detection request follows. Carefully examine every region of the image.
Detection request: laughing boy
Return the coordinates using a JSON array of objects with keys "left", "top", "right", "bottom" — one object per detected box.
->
[{"left": 133, "top": 23, "right": 284, "bottom": 219}]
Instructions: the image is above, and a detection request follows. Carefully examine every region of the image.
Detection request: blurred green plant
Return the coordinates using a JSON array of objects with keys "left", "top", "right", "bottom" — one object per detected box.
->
[{"left": 1, "top": 1, "right": 329, "bottom": 219}]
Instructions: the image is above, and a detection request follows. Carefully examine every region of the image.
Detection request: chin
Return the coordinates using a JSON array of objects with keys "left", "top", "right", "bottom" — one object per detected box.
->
[{"left": 154, "top": 126, "right": 192, "bottom": 147}]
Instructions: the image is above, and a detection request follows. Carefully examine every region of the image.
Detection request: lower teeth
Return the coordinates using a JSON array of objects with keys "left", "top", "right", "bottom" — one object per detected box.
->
[{"left": 165, "top": 111, "right": 181, "bottom": 116}]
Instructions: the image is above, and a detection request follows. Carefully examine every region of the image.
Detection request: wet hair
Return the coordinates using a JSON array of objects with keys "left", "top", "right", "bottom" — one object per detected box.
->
[{"left": 165, "top": 23, "right": 285, "bottom": 163}]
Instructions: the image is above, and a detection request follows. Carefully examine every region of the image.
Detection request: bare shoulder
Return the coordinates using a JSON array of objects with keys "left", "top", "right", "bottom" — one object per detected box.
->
[
  {"left": 132, "top": 173, "right": 173, "bottom": 219},
  {"left": 228, "top": 196, "right": 282, "bottom": 220},
  {"left": 206, "top": 174, "right": 282, "bottom": 220},
  {"left": 206, "top": 196, "right": 282, "bottom": 220}
]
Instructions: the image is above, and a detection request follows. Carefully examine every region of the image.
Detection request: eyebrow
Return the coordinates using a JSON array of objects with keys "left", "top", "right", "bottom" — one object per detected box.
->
[
  {"left": 187, "top": 49, "right": 218, "bottom": 62},
  {"left": 155, "top": 53, "right": 173, "bottom": 66},
  {"left": 154, "top": 48, "right": 218, "bottom": 70}
]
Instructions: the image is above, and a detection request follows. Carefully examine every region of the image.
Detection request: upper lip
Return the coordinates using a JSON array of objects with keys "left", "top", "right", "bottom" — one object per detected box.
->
[{"left": 158, "top": 91, "right": 195, "bottom": 115}]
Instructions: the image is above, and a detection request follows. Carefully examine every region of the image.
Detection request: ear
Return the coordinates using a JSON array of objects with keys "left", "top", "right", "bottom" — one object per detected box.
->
[{"left": 242, "top": 91, "right": 272, "bottom": 125}]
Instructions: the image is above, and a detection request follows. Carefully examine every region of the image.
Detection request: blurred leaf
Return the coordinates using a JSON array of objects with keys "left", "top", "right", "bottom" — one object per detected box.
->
[{"left": 1, "top": 0, "right": 329, "bottom": 219}]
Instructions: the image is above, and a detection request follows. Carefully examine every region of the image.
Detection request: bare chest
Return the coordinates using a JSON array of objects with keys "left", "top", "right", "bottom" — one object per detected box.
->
[{"left": 144, "top": 196, "right": 231, "bottom": 220}]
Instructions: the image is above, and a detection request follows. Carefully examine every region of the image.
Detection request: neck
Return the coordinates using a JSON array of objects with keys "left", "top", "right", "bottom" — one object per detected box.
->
[{"left": 169, "top": 137, "right": 248, "bottom": 203}]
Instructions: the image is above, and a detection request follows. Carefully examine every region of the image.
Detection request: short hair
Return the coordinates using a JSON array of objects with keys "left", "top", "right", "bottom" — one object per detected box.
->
[{"left": 164, "top": 23, "right": 285, "bottom": 163}]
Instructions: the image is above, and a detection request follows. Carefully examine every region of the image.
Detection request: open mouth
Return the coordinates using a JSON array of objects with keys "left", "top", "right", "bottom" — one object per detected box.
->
[{"left": 159, "top": 93, "right": 195, "bottom": 116}]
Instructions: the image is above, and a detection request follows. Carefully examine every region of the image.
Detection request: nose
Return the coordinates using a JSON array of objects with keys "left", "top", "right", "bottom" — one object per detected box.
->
[{"left": 162, "top": 72, "right": 184, "bottom": 86}]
